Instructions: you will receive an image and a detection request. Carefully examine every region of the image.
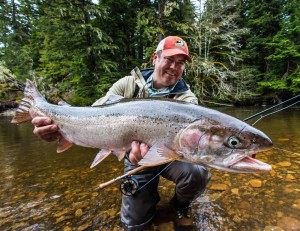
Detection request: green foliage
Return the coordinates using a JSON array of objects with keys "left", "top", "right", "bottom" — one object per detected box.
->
[
  {"left": 239, "top": 0, "right": 300, "bottom": 98},
  {"left": 287, "top": 66, "right": 300, "bottom": 94},
  {"left": 0, "top": 0, "right": 299, "bottom": 105},
  {"left": 35, "top": 0, "right": 118, "bottom": 105},
  {"left": 0, "top": 63, "right": 24, "bottom": 100},
  {"left": 258, "top": 80, "right": 288, "bottom": 91},
  {"left": 0, "top": 0, "right": 38, "bottom": 81}
]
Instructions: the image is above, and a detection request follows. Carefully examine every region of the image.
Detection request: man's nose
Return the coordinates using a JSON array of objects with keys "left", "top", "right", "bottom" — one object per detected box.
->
[{"left": 170, "top": 61, "right": 176, "bottom": 69}]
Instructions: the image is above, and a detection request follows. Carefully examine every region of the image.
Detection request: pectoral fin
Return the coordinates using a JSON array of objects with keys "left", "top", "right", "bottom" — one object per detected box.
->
[
  {"left": 90, "top": 149, "right": 112, "bottom": 168},
  {"left": 57, "top": 137, "right": 73, "bottom": 153},
  {"left": 138, "top": 144, "right": 181, "bottom": 166}
]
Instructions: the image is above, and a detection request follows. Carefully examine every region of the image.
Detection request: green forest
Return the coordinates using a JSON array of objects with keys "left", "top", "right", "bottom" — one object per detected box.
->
[{"left": 0, "top": 0, "right": 299, "bottom": 106}]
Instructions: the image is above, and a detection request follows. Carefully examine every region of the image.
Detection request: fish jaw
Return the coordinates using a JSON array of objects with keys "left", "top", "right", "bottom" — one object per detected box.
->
[
  {"left": 182, "top": 149, "right": 273, "bottom": 173},
  {"left": 227, "top": 155, "right": 272, "bottom": 173},
  {"left": 201, "top": 147, "right": 273, "bottom": 173}
]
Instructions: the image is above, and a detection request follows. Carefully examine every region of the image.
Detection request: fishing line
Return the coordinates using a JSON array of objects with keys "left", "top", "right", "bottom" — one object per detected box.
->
[
  {"left": 243, "top": 96, "right": 300, "bottom": 157},
  {"left": 251, "top": 100, "right": 300, "bottom": 126},
  {"left": 243, "top": 94, "right": 300, "bottom": 122},
  {"left": 136, "top": 161, "right": 175, "bottom": 192},
  {"left": 272, "top": 147, "right": 300, "bottom": 156},
  {"left": 237, "top": 125, "right": 246, "bottom": 136}
]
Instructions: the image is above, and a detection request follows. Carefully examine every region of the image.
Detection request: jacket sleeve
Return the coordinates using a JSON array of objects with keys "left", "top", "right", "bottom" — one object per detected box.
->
[
  {"left": 175, "top": 90, "right": 199, "bottom": 105},
  {"left": 92, "top": 76, "right": 136, "bottom": 106}
]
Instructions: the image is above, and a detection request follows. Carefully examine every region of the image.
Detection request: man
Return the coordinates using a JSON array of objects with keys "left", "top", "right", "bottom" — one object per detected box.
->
[{"left": 32, "top": 36, "right": 211, "bottom": 229}]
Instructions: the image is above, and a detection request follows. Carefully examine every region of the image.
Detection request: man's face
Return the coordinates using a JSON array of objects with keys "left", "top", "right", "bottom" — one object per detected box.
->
[{"left": 152, "top": 52, "right": 186, "bottom": 89}]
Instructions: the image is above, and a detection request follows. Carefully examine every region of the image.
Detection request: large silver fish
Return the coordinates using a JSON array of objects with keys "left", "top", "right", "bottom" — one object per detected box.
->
[{"left": 12, "top": 80, "right": 273, "bottom": 173}]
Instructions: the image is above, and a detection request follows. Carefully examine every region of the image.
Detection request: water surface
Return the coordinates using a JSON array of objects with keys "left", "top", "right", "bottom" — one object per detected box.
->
[{"left": 0, "top": 107, "right": 299, "bottom": 230}]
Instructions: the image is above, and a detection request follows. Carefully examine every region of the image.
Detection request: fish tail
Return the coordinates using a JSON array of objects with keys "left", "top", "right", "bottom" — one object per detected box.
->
[{"left": 11, "top": 79, "right": 45, "bottom": 124}]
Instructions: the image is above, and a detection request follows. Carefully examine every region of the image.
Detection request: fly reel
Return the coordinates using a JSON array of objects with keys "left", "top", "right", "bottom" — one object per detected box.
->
[{"left": 120, "top": 176, "right": 139, "bottom": 196}]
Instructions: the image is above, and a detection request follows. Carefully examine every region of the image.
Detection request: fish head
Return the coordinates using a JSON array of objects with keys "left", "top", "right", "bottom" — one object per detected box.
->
[{"left": 177, "top": 118, "right": 273, "bottom": 173}]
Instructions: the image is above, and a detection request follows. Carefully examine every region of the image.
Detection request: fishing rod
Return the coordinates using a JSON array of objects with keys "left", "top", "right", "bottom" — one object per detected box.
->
[{"left": 96, "top": 162, "right": 175, "bottom": 195}]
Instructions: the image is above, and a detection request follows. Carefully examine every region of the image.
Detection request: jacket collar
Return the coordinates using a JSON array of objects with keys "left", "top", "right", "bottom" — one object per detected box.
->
[{"left": 137, "top": 67, "right": 190, "bottom": 94}]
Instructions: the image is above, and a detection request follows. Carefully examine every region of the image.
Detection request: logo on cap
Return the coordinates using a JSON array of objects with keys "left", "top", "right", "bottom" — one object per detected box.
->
[{"left": 175, "top": 39, "right": 185, "bottom": 49}]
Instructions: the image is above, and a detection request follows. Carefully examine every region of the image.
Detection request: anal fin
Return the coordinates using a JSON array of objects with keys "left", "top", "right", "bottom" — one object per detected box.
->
[{"left": 90, "top": 149, "right": 112, "bottom": 168}]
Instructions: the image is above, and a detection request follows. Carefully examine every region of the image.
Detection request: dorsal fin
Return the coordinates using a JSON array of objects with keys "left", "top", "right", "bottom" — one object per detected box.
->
[
  {"left": 58, "top": 100, "right": 71, "bottom": 106},
  {"left": 104, "top": 95, "right": 125, "bottom": 104}
]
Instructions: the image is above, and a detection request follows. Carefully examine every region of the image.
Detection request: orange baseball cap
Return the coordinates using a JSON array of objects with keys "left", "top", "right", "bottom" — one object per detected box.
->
[{"left": 155, "top": 36, "right": 192, "bottom": 63}]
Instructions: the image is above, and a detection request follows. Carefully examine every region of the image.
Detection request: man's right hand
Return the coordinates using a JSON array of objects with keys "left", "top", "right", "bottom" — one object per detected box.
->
[
  {"left": 32, "top": 117, "right": 61, "bottom": 142},
  {"left": 129, "top": 141, "right": 149, "bottom": 166}
]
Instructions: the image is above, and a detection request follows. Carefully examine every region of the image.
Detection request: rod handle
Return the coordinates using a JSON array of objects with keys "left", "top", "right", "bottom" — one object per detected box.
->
[
  {"left": 96, "top": 165, "right": 148, "bottom": 190},
  {"left": 97, "top": 178, "right": 117, "bottom": 190}
]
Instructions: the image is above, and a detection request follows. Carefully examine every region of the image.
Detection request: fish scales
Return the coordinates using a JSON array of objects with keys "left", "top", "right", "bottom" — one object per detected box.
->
[
  {"left": 11, "top": 80, "right": 273, "bottom": 173},
  {"left": 34, "top": 99, "right": 199, "bottom": 149}
]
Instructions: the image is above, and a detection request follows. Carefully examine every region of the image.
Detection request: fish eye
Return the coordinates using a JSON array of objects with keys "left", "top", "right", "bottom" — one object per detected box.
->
[{"left": 227, "top": 136, "right": 241, "bottom": 148}]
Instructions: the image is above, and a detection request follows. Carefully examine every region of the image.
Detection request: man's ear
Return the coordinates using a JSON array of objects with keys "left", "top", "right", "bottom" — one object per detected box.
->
[{"left": 152, "top": 52, "right": 158, "bottom": 65}]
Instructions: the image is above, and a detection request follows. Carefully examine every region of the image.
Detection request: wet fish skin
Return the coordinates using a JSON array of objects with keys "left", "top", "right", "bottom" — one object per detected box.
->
[{"left": 11, "top": 80, "right": 273, "bottom": 173}]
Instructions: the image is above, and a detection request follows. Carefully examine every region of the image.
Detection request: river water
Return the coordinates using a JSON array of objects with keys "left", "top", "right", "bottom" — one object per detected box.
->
[{"left": 0, "top": 106, "right": 299, "bottom": 231}]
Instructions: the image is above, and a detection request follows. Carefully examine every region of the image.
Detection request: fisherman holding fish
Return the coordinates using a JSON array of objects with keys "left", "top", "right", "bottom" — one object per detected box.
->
[{"left": 31, "top": 36, "right": 212, "bottom": 229}]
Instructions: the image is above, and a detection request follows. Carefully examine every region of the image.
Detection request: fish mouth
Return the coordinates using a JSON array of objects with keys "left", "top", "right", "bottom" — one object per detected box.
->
[{"left": 229, "top": 154, "right": 272, "bottom": 172}]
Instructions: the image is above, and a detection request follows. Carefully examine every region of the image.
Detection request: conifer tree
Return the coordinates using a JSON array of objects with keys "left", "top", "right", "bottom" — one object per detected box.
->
[
  {"left": 35, "top": 0, "right": 117, "bottom": 105},
  {"left": 189, "top": 0, "right": 255, "bottom": 104},
  {"left": 0, "top": 0, "right": 38, "bottom": 80},
  {"left": 260, "top": 0, "right": 300, "bottom": 94},
  {"left": 238, "top": 0, "right": 300, "bottom": 98}
]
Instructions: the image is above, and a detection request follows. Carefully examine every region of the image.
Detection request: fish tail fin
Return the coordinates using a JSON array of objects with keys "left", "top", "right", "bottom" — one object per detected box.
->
[{"left": 11, "top": 79, "right": 45, "bottom": 124}]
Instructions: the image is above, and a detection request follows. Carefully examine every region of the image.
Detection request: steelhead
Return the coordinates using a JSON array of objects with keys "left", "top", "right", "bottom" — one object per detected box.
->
[{"left": 12, "top": 80, "right": 273, "bottom": 173}]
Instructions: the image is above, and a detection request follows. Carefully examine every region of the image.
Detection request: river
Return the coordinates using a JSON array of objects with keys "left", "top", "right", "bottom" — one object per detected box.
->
[{"left": 0, "top": 106, "right": 299, "bottom": 231}]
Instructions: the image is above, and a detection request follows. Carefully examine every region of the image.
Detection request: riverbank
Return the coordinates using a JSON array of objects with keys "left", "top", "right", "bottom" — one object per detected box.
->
[{"left": 0, "top": 108, "right": 16, "bottom": 116}]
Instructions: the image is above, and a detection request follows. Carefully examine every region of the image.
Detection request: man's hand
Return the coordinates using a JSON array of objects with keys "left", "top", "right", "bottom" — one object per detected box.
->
[
  {"left": 129, "top": 141, "right": 149, "bottom": 166},
  {"left": 32, "top": 116, "right": 61, "bottom": 142}
]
